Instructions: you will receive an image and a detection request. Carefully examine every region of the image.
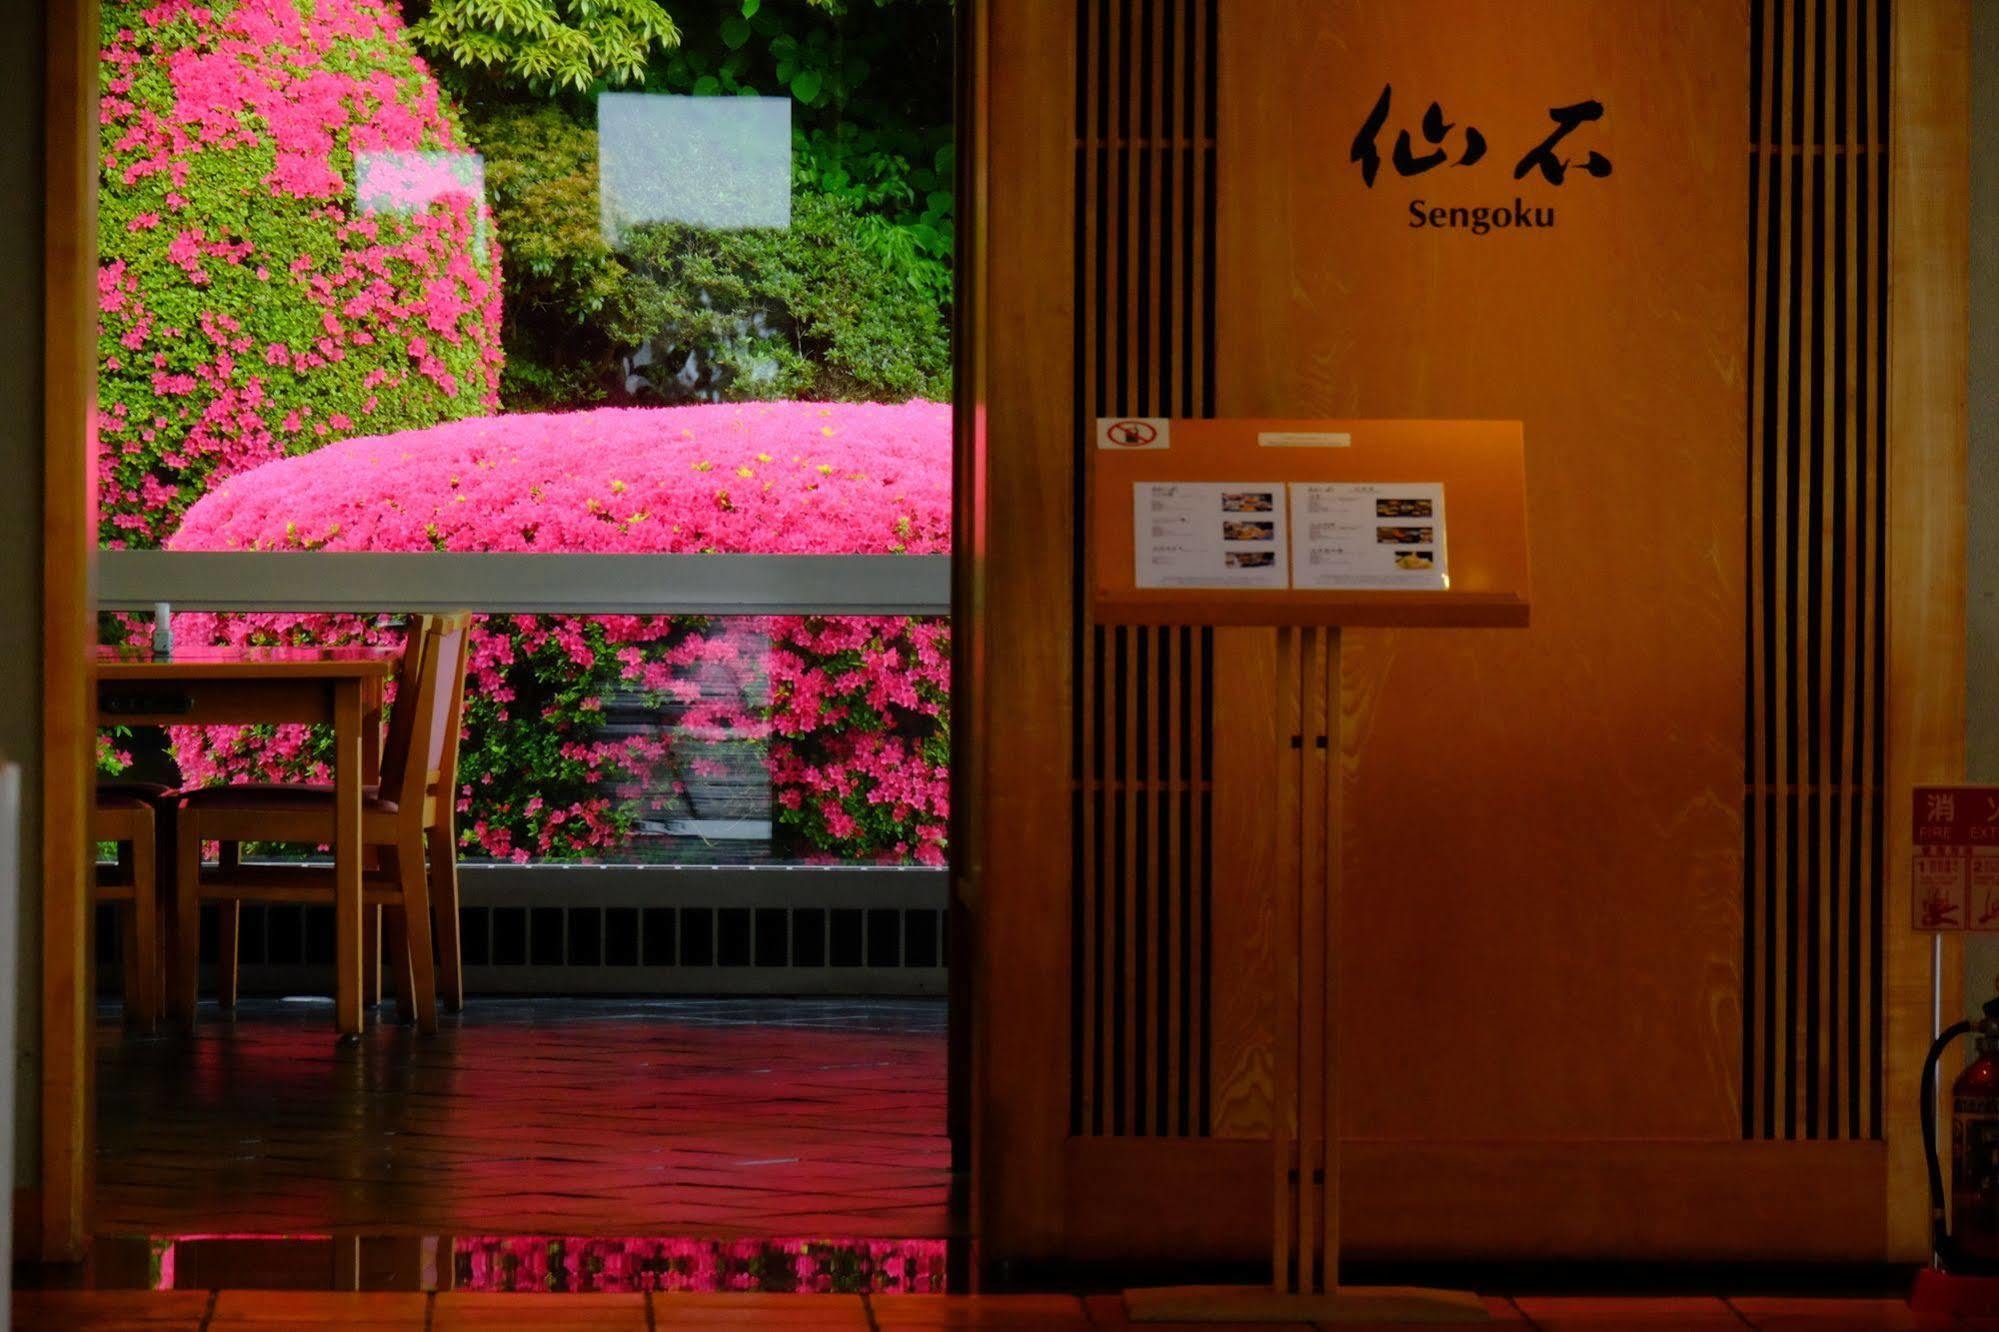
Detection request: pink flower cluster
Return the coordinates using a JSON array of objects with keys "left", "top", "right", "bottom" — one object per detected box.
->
[
  {"left": 165, "top": 402, "right": 952, "bottom": 864},
  {"left": 97, "top": 0, "right": 503, "bottom": 547},
  {"left": 178, "top": 400, "right": 950, "bottom": 555}
]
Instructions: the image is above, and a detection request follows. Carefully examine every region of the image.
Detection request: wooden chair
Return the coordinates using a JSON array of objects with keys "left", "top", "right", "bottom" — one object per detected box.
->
[
  {"left": 173, "top": 614, "right": 472, "bottom": 1033},
  {"left": 93, "top": 786, "right": 166, "bottom": 1028}
]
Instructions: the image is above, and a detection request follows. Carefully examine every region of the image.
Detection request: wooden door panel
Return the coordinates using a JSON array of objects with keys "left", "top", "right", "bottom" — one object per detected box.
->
[{"left": 968, "top": 0, "right": 1967, "bottom": 1267}]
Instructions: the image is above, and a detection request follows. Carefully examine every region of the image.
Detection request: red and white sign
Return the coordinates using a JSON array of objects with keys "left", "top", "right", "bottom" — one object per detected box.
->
[
  {"left": 1912, "top": 785, "right": 1999, "bottom": 931},
  {"left": 1095, "top": 417, "right": 1170, "bottom": 451}
]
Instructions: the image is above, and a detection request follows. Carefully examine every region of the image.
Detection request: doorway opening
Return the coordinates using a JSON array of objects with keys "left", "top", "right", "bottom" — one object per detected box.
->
[{"left": 79, "top": 0, "right": 965, "bottom": 1294}]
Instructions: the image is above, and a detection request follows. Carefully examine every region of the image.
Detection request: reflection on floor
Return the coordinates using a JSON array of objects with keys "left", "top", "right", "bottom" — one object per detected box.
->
[
  {"left": 95, "top": 997, "right": 956, "bottom": 1246},
  {"left": 8, "top": 1290, "right": 1963, "bottom": 1329},
  {"left": 73, "top": 1232, "right": 949, "bottom": 1296}
]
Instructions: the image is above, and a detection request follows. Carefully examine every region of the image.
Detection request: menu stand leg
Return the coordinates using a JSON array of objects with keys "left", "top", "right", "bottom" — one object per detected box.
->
[
  {"left": 333, "top": 681, "right": 364, "bottom": 1038},
  {"left": 1124, "top": 628, "right": 1486, "bottom": 1324}
]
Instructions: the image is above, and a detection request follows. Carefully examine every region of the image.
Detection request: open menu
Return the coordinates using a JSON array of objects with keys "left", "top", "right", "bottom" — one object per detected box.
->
[
  {"left": 1132, "top": 483, "right": 1290, "bottom": 589},
  {"left": 1290, "top": 482, "right": 1448, "bottom": 590},
  {"left": 1132, "top": 481, "right": 1447, "bottom": 591}
]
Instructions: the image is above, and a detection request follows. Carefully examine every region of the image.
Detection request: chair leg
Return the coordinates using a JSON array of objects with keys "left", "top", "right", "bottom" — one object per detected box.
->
[
  {"left": 393, "top": 832, "right": 439, "bottom": 1035},
  {"left": 216, "top": 843, "right": 241, "bottom": 1011},
  {"left": 362, "top": 905, "right": 382, "bottom": 1009},
  {"left": 216, "top": 902, "right": 240, "bottom": 1012},
  {"left": 385, "top": 906, "right": 415, "bottom": 1024},
  {"left": 171, "top": 815, "right": 202, "bottom": 1025},
  {"left": 127, "top": 821, "right": 158, "bottom": 1029},
  {"left": 426, "top": 824, "right": 463, "bottom": 1013},
  {"left": 153, "top": 806, "right": 176, "bottom": 1017}
]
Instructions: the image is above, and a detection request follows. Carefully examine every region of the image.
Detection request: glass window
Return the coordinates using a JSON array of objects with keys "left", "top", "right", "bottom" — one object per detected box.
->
[{"left": 95, "top": 0, "right": 956, "bottom": 870}]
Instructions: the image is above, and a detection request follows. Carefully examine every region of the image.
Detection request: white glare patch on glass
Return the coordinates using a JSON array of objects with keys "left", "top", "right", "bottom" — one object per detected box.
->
[
  {"left": 597, "top": 92, "right": 792, "bottom": 244},
  {"left": 353, "top": 150, "right": 489, "bottom": 259}
]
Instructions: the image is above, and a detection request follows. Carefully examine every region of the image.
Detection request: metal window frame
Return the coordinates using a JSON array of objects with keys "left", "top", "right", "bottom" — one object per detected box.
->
[
  {"left": 99, "top": 549, "right": 952, "bottom": 913},
  {"left": 99, "top": 550, "right": 951, "bottom": 615}
]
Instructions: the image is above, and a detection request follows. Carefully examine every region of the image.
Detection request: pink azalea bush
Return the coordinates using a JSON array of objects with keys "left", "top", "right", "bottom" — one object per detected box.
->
[
  {"left": 97, "top": 0, "right": 503, "bottom": 548},
  {"left": 165, "top": 401, "right": 951, "bottom": 864}
]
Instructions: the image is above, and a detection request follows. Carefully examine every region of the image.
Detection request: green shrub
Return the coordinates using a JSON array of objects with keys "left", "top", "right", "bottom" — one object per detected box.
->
[
  {"left": 617, "top": 192, "right": 951, "bottom": 403},
  {"left": 471, "top": 102, "right": 646, "bottom": 409},
  {"left": 470, "top": 103, "right": 949, "bottom": 407}
]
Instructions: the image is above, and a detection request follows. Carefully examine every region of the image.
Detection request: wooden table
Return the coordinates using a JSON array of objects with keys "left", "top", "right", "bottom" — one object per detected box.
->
[{"left": 95, "top": 645, "right": 396, "bottom": 1037}]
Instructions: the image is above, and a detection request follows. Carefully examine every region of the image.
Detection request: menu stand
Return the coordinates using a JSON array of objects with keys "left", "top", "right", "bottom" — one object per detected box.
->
[{"left": 1095, "top": 419, "right": 1531, "bottom": 1324}]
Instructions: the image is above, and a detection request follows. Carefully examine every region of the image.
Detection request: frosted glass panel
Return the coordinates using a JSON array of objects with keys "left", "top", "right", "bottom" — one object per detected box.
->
[{"left": 598, "top": 93, "right": 792, "bottom": 241}]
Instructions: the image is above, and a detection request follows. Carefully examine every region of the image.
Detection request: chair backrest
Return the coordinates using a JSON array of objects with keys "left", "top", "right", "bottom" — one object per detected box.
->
[{"left": 379, "top": 613, "right": 472, "bottom": 822}]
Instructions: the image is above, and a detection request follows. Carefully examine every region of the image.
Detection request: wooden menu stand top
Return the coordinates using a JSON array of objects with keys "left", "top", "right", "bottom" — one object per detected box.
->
[{"left": 1091, "top": 418, "right": 1530, "bottom": 629}]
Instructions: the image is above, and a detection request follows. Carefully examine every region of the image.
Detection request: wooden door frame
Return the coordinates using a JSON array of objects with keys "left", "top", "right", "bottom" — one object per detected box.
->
[
  {"left": 1884, "top": 0, "right": 1973, "bottom": 1256},
  {"left": 36, "top": 0, "right": 99, "bottom": 1265},
  {"left": 35, "top": 0, "right": 990, "bottom": 1262}
]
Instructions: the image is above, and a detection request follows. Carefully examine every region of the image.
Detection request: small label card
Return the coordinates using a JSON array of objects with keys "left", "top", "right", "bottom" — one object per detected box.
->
[
  {"left": 1258, "top": 431, "right": 1351, "bottom": 448},
  {"left": 1288, "top": 482, "right": 1449, "bottom": 590},
  {"left": 1133, "top": 482, "right": 1290, "bottom": 589}
]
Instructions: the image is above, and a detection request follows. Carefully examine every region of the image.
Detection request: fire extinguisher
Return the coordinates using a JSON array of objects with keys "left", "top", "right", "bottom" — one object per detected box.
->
[{"left": 1922, "top": 988, "right": 1999, "bottom": 1271}]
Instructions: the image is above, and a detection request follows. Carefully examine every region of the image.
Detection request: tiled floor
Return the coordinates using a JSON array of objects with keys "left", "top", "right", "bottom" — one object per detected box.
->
[
  {"left": 95, "top": 997, "right": 955, "bottom": 1239},
  {"left": 70, "top": 998, "right": 1964, "bottom": 1326},
  {"left": 7, "top": 1289, "right": 1971, "bottom": 1329}
]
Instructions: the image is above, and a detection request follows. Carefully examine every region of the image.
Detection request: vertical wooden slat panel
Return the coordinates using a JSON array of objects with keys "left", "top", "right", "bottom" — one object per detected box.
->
[
  {"left": 1836, "top": 0, "right": 1860, "bottom": 1139},
  {"left": 1070, "top": 0, "right": 1219, "bottom": 1141},
  {"left": 1742, "top": 0, "right": 1898, "bottom": 1147},
  {"left": 1812, "top": 0, "right": 1834, "bottom": 1138}
]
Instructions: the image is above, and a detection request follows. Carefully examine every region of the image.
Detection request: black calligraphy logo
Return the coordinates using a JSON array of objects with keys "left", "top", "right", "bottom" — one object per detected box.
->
[{"left": 1350, "top": 84, "right": 1613, "bottom": 191}]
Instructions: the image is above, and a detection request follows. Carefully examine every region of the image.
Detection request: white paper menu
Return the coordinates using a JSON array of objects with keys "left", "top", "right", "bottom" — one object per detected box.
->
[
  {"left": 1133, "top": 482, "right": 1290, "bottom": 589},
  {"left": 1288, "top": 482, "right": 1448, "bottom": 590}
]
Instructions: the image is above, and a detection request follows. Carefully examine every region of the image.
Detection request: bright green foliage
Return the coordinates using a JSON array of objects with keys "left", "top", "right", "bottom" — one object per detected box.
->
[
  {"left": 470, "top": 100, "right": 948, "bottom": 408},
  {"left": 471, "top": 102, "right": 648, "bottom": 407},
  {"left": 407, "top": 0, "right": 681, "bottom": 93},
  {"left": 650, "top": 0, "right": 955, "bottom": 307},
  {"left": 617, "top": 192, "right": 951, "bottom": 402}
]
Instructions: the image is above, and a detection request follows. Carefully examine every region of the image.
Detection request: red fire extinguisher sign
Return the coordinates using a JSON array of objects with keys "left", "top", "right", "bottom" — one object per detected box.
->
[{"left": 1913, "top": 786, "right": 1999, "bottom": 932}]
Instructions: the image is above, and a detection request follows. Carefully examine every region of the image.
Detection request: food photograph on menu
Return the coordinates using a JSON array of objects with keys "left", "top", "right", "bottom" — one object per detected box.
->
[{"left": 1375, "top": 497, "right": 1434, "bottom": 519}]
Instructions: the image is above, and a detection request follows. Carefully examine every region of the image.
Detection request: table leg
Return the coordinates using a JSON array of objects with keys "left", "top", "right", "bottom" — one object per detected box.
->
[{"left": 333, "top": 681, "right": 364, "bottom": 1037}]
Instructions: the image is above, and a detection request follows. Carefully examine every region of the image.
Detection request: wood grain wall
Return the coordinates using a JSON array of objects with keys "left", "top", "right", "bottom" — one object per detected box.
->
[
  {"left": 966, "top": 0, "right": 1969, "bottom": 1267},
  {"left": 1212, "top": 0, "right": 1749, "bottom": 1144}
]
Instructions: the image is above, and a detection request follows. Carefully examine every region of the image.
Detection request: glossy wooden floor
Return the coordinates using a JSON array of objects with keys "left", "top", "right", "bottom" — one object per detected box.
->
[
  {"left": 9, "top": 1289, "right": 1974, "bottom": 1328},
  {"left": 95, "top": 997, "right": 954, "bottom": 1239}
]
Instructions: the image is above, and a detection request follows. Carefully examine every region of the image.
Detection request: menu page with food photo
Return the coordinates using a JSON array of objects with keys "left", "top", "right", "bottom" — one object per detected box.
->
[
  {"left": 1133, "top": 482, "right": 1290, "bottom": 589},
  {"left": 1289, "top": 482, "right": 1449, "bottom": 590}
]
